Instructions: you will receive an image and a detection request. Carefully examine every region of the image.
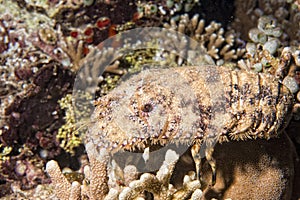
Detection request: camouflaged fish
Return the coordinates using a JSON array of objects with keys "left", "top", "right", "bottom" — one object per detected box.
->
[{"left": 88, "top": 62, "right": 294, "bottom": 185}]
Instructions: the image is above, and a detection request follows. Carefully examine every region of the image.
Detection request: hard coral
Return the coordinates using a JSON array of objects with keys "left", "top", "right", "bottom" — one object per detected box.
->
[
  {"left": 199, "top": 132, "right": 298, "bottom": 200},
  {"left": 164, "top": 14, "right": 245, "bottom": 65},
  {"left": 46, "top": 142, "right": 110, "bottom": 200},
  {"left": 232, "top": 0, "right": 300, "bottom": 46},
  {"left": 46, "top": 143, "right": 203, "bottom": 200},
  {"left": 46, "top": 132, "right": 299, "bottom": 200}
]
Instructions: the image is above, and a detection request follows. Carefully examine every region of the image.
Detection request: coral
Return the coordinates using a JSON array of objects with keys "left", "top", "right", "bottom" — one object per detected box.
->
[
  {"left": 232, "top": 0, "right": 300, "bottom": 46},
  {"left": 15, "top": 0, "right": 83, "bottom": 19},
  {"left": 0, "top": 0, "right": 138, "bottom": 190},
  {"left": 0, "top": 11, "right": 66, "bottom": 186},
  {"left": 46, "top": 142, "right": 110, "bottom": 200},
  {"left": 0, "top": 145, "right": 50, "bottom": 191},
  {"left": 46, "top": 143, "right": 204, "bottom": 200},
  {"left": 73, "top": 47, "right": 125, "bottom": 99},
  {"left": 0, "top": 0, "right": 137, "bottom": 73},
  {"left": 0, "top": 0, "right": 54, "bottom": 31},
  {"left": 200, "top": 132, "right": 298, "bottom": 200},
  {"left": 0, "top": 0, "right": 299, "bottom": 199},
  {"left": 1, "top": 62, "right": 73, "bottom": 149},
  {"left": 136, "top": 0, "right": 200, "bottom": 20},
  {"left": 164, "top": 14, "right": 245, "bottom": 66},
  {"left": 237, "top": 14, "right": 300, "bottom": 78},
  {"left": 59, "top": 36, "right": 85, "bottom": 71},
  {"left": 45, "top": 133, "right": 299, "bottom": 200},
  {"left": 0, "top": 62, "right": 74, "bottom": 190},
  {"left": 135, "top": 0, "right": 235, "bottom": 29}
]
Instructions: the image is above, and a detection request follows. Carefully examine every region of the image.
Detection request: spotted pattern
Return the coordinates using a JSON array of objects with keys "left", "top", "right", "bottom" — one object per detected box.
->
[{"left": 88, "top": 66, "right": 294, "bottom": 153}]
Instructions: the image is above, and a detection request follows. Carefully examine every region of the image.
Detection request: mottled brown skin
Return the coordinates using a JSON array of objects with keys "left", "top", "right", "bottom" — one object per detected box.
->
[
  {"left": 88, "top": 66, "right": 294, "bottom": 150},
  {"left": 87, "top": 65, "right": 295, "bottom": 189}
]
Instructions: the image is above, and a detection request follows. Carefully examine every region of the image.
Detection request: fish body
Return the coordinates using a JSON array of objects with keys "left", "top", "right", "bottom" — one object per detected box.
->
[{"left": 88, "top": 65, "right": 294, "bottom": 152}]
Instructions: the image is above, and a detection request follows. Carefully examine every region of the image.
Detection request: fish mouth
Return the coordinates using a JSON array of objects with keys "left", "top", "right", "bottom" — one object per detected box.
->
[
  {"left": 116, "top": 133, "right": 195, "bottom": 153},
  {"left": 111, "top": 141, "right": 191, "bottom": 173},
  {"left": 121, "top": 138, "right": 170, "bottom": 153}
]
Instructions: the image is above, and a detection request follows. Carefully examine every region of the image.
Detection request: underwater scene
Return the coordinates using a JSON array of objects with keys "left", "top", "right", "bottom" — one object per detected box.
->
[{"left": 0, "top": 0, "right": 300, "bottom": 199}]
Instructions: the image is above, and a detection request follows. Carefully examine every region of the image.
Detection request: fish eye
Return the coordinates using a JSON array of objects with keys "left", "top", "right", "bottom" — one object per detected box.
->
[
  {"left": 141, "top": 103, "right": 153, "bottom": 113},
  {"left": 150, "top": 4, "right": 157, "bottom": 13}
]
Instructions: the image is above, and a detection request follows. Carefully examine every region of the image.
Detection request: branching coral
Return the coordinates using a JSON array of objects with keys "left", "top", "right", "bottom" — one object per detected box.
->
[
  {"left": 46, "top": 143, "right": 204, "bottom": 200},
  {"left": 59, "top": 37, "right": 85, "bottom": 71},
  {"left": 117, "top": 150, "right": 181, "bottom": 199},
  {"left": 46, "top": 132, "right": 299, "bottom": 200},
  {"left": 46, "top": 143, "right": 109, "bottom": 200},
  {"left": 164, "top": 14, "right": 245, "bottom": 66}
]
